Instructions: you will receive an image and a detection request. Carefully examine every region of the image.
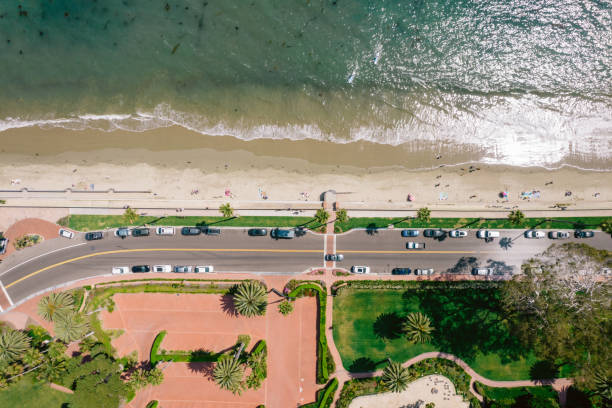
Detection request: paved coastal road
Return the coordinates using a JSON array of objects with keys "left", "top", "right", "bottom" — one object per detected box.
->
[
  {"left": 0, "top": 227, "right": 610, "bottom": 307},
  {"left": 336, "top": 229, "right": 612, "bottom": 274},
  {"left": 0, "top": 229, "right": 324, "bottom": 304}
]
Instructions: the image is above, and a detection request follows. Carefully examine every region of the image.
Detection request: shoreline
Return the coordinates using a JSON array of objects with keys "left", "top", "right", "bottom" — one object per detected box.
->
[{"left": 0, "top": 127, "right": 610, "bottom": 214}]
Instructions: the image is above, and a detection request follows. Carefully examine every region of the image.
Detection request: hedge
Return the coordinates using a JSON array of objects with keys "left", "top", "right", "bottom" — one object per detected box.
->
[
  {"left": 299, "top": 378, "right": 339, "bottom": 408},
  {"left": 287, "top": 281, "right": 332, "bottom": 384},
  {"left": 150, "top": 330, "right": 229, "bottom": 365},
  {"left": 145, "top": 402, "right": 158, "bottom": 408},
  {"left": 331, "top": 279, "right": 505, "bottom": 295}
]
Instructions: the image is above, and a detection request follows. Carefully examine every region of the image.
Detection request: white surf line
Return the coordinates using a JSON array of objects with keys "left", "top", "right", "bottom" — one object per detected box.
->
[
  {"left": 0, "top": 243, "right": 87, "bottom": 278},
  {"left": 0, "top": 280, "right": 14, "bottom": 306}
]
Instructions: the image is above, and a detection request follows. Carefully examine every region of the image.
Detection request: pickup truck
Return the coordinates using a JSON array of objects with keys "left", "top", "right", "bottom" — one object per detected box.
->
[{"left": 406, "top": 242, "right": 426, "bottom": 249}]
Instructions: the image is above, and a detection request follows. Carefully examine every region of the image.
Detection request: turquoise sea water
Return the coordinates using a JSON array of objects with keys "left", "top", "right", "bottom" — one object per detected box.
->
[{"left": 0, "top": 0, "right": 610, "bottom": 167}]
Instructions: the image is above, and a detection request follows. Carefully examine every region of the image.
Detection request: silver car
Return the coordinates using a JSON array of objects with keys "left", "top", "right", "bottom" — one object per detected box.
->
[
  {"left": 174, "top": 266, "right": 193, "bottom": 273},
  {"left": 449, "top": 230, "right": 468, "bottom": 238},
  {"left": 414, "top": 268, "right": 434, "bottom": 276}
]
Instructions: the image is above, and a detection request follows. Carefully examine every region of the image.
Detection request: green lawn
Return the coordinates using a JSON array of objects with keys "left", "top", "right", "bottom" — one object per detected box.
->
[
  {"left": 332, "top": 287, "right": 542, "bottom": 380},
  {"left": 60, "top": 214, "right": 316, "bottom": 231},
  {"left": 334, "top": 216, "right": 607, "bottom": 233},
  {"left": 0, "top": 375, "right": 71, "bottom": 407},
  {"left": 475, "top": 382, "right": 558, "bottom": 401}
]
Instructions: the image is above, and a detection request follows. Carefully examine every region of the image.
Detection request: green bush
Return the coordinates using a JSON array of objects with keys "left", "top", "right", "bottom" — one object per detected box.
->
[
  {"left": 287, "top": 281, "right": 333, "bottom": 384},
  {"left": 278, "top": 300, "right": 294, "bottom": 315},
  {"left": 150, "top": 331, "right": 167, "bottom": 365},
  {"left": 145, "top": 401, "right": 158, "bottom": 408},
  {"left": 299, "top": 378, "right": 339, "bottom": 408}
]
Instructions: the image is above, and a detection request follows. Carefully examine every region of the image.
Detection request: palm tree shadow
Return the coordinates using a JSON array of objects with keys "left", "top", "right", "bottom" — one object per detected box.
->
[
  {"left": 529, "top": 360, "right": 558, "bottom": 383},
  {"left": 365, "top": 223, "right": 379, "bottom": 236},
  {"left": 188, "top": 361, "right": 215, "bottom": 378},
  {"left": 373, "top": 312, "right": 404, "bottom": 340},
  {"left": 220, "top": 294, "right": 238, "bottom": 317},
  {"left": 499, "top": 237, "right": 513, "bottom": 250},
  {"left": 444, "top": 256, "right": 478, "bottom": 274}
]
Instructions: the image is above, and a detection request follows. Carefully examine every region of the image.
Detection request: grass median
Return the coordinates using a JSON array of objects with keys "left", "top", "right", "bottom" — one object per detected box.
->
[{"left": 334, "top": 216, "right": 608, "bottom": 233}]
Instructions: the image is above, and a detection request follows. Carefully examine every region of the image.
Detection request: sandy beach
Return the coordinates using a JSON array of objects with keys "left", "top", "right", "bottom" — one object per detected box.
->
[{"left": 0, "top": 127, "right": 610, "bottom": 211}]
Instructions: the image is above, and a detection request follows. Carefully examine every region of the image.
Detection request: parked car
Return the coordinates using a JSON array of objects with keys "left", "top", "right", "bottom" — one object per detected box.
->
[
  {"left": 524, "top": 230, "right": 546, "bottom": 239},
  {"left": 476, "top": 230, "right": 500, "bottom": 239},
  {"left": 414, "top": 268, "right": 434, "bottom": 276},
  {"left": 423, "top": 229, "right": 445, "bottom": 238},
  {"left": 575, "top": 230, "right": 595, "bottom": 238},
  {"left": 202, "top": 227, "right": 221, "bottom": 235},
  {"left": 115, "top": 228, "right": 130, "bottom": 238},
  {"left": 406, "top": 242, "right": 426, "bottom": 249},
  {"left": 0, "top": 238, "right": 8, "bottom": 255},
  {"left": 391, "top": 268, "right": 411, "bottom": 275},
  {"left": 156, "top": 227, "right": 175, "bottom": 236},
  {"left": 181, "top": 227, "right": 201, "bottom": 236},
  {"left": 195, "top": 265, "right": 214, "bottom": 273},
  {"left": 85, "top": 231, "right": 103, "bottom": 241},
  {"left": 112, "top": 266, "right": 130, "bottom": 274},
  {"left": 548, "top": 231, "right": 570, "bottom": 239},
  {"left": 449, "top": 230, "right": 468, "bottom": 238},
  {"left": 248, "top": 228, "right": 268, "bottom": 236},
  {"left": 351, "top": 266, "right": 370, "bottom": 274},
  {"left": 153, "top": 265, "right": 171, "bottom": 273},
  {"left": 131, "top": 265, "right": 150, "bottom": 273},
  {"left": 271, "top": 228, "right": 295, "bottom": 239},
  {"left": 59, "top": 229, "right": 74, "bottom": 239},
  {"left": 472, "top": 267, "right": 494, "bottom": 276},
  {"left": 325, "top": 254, "right": 344, "bottom": 261},
  {"left": 174, "top": 265, "right": 192, "bottom": 273},
  {"left": 132, "top": 228, "right": 150, "bottom": 237},
  {"left": 401, "top": 229, "right": 419, "bottom": 237}
]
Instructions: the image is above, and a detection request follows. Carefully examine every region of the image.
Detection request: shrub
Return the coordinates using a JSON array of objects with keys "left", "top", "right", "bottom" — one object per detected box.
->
[
  {"left": 13, "top": 234, "right": 42, "bottom": 250},
  {"left": 278, "top": 300, "right": 294, "bottom": 315},
  {"left": 145, "top": 401, "right": 159, "bottom": 408}
]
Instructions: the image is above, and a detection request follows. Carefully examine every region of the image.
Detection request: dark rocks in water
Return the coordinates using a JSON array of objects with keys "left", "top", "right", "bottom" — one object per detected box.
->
[
  {"left": 39, "top": 31, "right": 44, "bottom": 36},
  {"left": 235, "top": 26, "right": 239, "bottom": 30},
  {"left": 171, "top": 43, "right": 180, "bottom": 54},
  {"left": 164, "top": 3, "right": 170, "bottom": 12},
  {"left": 64, "top": 12, "right": 69, "bottom": 17}
]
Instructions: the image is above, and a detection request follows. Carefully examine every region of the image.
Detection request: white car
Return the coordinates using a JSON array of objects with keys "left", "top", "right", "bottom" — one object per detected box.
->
[
  {"left": 524, "top": 230, "right": 546, "bottom": 239},
  {"left": 59, "top": 229, "right": 74, "bottom": 239},
  {"left": 449, "top": 230, "right": 468, "bottom": 238},
  {"left": 351, "top": 266, "right": 370, "bottom": 274},
  {"left": 112, "top": 266, "right": 130, "bottom": 274},
  {"left": 414, "top": 268, "right": 434, "bottom": 276},
  {"left": 195, "top": 265, "right": 214, "bottom": 273},
  {"left": 477, "top": 230, "right": 500, "bottom": 239},
  {"left": 156, "top": 227, "right": 175, "bottom": 235},
  {"left": 153, "top": 265, "right": 172, "bottom": 273},
  {"left": 406, "top": 242, "right": 426, "bottom": 249},
  {"left": 472, "top": 267, "right": 494, "bottom": 276}
]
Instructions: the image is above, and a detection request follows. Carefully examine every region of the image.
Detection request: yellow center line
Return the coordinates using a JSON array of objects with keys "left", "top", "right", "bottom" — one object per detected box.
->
[
  {"left": 340, "top": 250, "right": 478, "bottom": 254},
  {"left": 5, "top": 248, "right": 321, "bottom": 289}
]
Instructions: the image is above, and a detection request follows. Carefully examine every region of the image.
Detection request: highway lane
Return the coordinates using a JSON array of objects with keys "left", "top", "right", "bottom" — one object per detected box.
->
[
  {"left": 335, "top": 228, "right": 612, "bottom": 274},
  {"left": 1, "top": 229, "right": 324, "bottom": 303}
]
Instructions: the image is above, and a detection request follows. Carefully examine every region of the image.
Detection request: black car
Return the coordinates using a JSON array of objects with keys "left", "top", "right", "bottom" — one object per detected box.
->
[
  {"left": 248, "top": 228, "right": 268, "bottom": 236},
  {"left": 202, "top": 227, "right": 221, "bottom": 235},
  {"left": 575, "top": 230, "right": 595, "bottom": 238},
  {"left": 131, "top": 265, "right": 150, "bottom": 273},
  {"left": 0, "top": 238, "right": 7, "bottom": 255},
  {"left": 423, "top": 229, "right": 445, "bottom": 238},
  {"left": 401, "top": 230, "right": 419, "bottom": 237},
  {"left": 181, "top": 227, "right": 201, "bottom": 236},
  {"left": 85, "top": 231, "right": 103, "bottom": 241},
  {"left": 392, "top": 268, "right": 411, "bottom": 275},
  {"left": 131, "top": 228, "right": 150, "bottom": 237}
]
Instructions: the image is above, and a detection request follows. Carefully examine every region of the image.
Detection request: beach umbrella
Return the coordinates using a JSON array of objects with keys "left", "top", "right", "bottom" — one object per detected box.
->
[{"left": 407, "top": 194, "right": 414, "bottom": 202}]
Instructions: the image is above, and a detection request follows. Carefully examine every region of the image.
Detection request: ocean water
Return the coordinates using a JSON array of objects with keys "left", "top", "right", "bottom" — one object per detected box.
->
[{"left": 0, "top": 0, "right": 610, "bottom": 168}]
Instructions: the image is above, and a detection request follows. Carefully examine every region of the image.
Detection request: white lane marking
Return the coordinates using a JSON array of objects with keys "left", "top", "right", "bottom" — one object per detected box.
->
[
  {"left": 0, "top": 280, "right": 14, "bottom": 306},
  {"left": 323, "top": 234, "right": 327, "bottom": 268},
  {"left": 0, "top": 243, "right": 87, "bottom": 277}
]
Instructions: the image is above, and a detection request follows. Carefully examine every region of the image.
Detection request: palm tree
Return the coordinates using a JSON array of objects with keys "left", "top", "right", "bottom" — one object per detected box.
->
[
  {"left": 46, "top": 341, "right": 67, "bottom": 360},
  {"left": 507, "top": 209, "right": 525, "bottom": 225},
  {"left": 381, "top": 360, "right": 411, "bottom": 393},
  {"left": 219, "top": 203, "right": 234, "bottom": 218},
  {"left": 417, "top": 207, "right": 431, "bottom": 223},
  {"left": 38, "top": 356, "right": 67, "bottom": 383},
  {"left": 335, "top": 208, "right": 349, "bottom": 224},
  {"left": 22, "top": 348, "right": 43, "bottom": 367},
  {"left": 213, "top": 356, "right": 244, "bottom": 394},
  {"left": 123, "top": 207, "right": 139, "bottom": 225},
  {"left": 233, "top": 281, "right": 267, "bottom": 317},
  {"left": 314, "top": 208, "right": 330, "bottom": 226},
  {"left": 146, "top": 367, "right": 164, "bottom": 386},
  {"left": 402, "top": 312, "right": 433, "bottom": 344},
  {"left": 0, "top": 329, "right": 31, "bottom": 363},
  {"left": 37, "top": 291, "right": 74, "bottom": 322},
  {"left": 593, "top": 369, "right": 612, "bottom": 402},
  {"left": 54, "top": 312, "right": 89, "bottom": 343}
]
